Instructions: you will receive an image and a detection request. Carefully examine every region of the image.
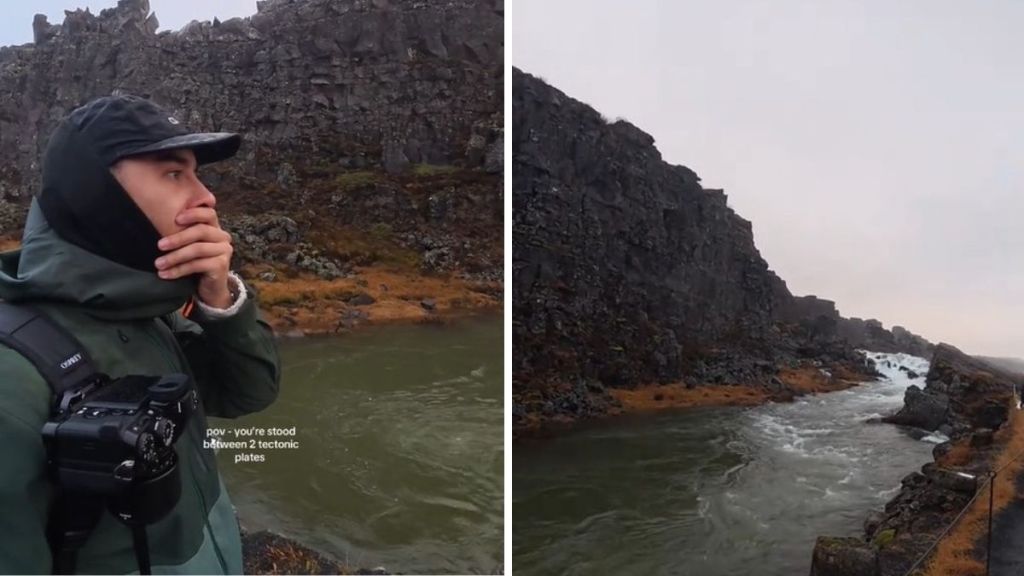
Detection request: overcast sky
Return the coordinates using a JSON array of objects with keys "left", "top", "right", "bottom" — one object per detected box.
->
[
  {"left": 511, "top": 0, "right": 1024, "bottom": 358},
  {"left": 0, "top": 0, "right": 257, "bottom": 47}
]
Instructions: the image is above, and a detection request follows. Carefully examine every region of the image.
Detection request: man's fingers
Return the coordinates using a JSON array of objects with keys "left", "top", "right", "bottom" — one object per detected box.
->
[
  {"left": 175, "top": 206, "right": 219, "bottom": 228},
  {"left": 155, "top": 242, "right": 229, "bottom": 270},
  {"left": 159, "top": 223, "right": 232, "bottom": 251},
  {"left": 157, "top": 251, "right": 233, "bottom": 280}
]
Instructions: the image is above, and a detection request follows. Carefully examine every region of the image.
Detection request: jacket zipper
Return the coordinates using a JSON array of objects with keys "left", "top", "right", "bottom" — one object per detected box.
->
[{"left": 144, "top": 319, "right": 230, "bottom": 574}]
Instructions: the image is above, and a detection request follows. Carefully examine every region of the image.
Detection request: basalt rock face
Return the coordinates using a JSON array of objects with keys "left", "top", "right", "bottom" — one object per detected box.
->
[
  {"left": 512, "top": 68, "right": 932, "bottom": 432},
  {"left": 513, "top": 67, "right": 793, "bottom": 400},
  {"left": 781, "top": 296, "right": 933, "bottom": 359},
  {"left": 0, "top": 0, "right": 503, "bottom": 278}
]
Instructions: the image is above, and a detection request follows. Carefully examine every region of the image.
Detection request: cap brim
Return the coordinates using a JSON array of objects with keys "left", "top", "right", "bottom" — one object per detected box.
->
[{"left": 123, "top": 132, "right": 241, "bottom": 165}]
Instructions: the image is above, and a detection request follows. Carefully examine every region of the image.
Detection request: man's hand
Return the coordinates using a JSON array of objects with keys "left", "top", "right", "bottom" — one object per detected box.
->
[{"left": 154, "top": 206, "right": 234, "bottom": 308}]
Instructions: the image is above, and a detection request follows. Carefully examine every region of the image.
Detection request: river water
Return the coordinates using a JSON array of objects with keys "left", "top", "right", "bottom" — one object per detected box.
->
[
  {"left": 211, "top": 316, "right": 503, "bottom": 575},
  {"left": 513, "top": 352, "right": 937, "bottom": 576}
]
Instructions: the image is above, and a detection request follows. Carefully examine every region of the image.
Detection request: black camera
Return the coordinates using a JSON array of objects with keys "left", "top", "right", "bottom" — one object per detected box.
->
[{"left": 41, "top": 373, "right": 198, "bottom": 525}]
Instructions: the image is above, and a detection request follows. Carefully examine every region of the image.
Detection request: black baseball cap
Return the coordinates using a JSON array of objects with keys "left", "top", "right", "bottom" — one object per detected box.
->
[{"left": 65, "top": 94, "right": 241, "bottom": 166}]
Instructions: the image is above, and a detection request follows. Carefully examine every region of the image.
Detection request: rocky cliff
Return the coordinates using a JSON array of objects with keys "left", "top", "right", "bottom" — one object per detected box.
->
[
  {"left": 0, "top": 0, "right": 503, "bottom": 333},
  {"left": 0, "top": 0, "right": 504, "bottom": 302},
  {"left": 513, "top": 67, "right": 792, "bottom": 385},
  {"left": 784, "top": 296, "right": 933, "bottom": 359},
  {"left": 511, "top": 68, "right": 932, "bottom": 433}
]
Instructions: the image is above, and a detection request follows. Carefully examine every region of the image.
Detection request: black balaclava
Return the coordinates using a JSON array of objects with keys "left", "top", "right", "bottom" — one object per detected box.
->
[{"left": 37, "top": 95, "right": 241, "bottom": 273}]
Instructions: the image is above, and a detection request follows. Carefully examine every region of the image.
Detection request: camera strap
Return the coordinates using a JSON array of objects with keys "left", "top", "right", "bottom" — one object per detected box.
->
[
  {"left": 0, "top": 302, "right": 112, "bottom": 574},
  {"left": 0, "top": 302, "right": 102, "bottom": 403}
]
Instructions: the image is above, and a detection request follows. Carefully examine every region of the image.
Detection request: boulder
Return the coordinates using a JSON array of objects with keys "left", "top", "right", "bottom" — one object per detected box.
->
[
  {"left": 882, "top": 385, "right": 948, "bottom": 431},
  {"left": 809, "top": 536, "right": 878, "bottom": 576}
]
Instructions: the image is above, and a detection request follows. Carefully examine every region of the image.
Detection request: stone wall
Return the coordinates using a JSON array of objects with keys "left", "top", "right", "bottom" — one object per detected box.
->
[{"left": 0, "top": 0, "right": 504, "bottom": 278}]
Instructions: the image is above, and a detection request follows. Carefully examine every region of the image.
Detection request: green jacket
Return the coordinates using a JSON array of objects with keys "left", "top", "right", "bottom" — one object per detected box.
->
[{"left": 0, "top": 200, "right": 281, "bottom": 574}]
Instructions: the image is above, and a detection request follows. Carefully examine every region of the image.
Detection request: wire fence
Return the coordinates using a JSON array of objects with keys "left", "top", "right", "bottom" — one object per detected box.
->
[{"left": 902, "top": 388, "right": 1024, "bottom": 576}]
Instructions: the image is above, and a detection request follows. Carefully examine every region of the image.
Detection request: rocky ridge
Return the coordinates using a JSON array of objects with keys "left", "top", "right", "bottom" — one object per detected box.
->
[
  {"left": 511, "top": 67, "right": 932, "bottom": 435},
  {"left": 0, "top": 0, "right": 504, "bottom": 332}
]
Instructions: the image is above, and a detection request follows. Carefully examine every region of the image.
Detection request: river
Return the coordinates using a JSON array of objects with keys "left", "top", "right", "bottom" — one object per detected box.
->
[
  {"left": 211, "top": 315, "right": 503, "bottom": 575},
  {"left": 513, "top": 352, "right": 936, "bottom": 575}
]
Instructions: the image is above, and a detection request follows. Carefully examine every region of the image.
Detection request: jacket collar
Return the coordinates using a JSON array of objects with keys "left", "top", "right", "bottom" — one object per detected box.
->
[{"left": 0, "top": 199, "right": 196, "bottom": 320}]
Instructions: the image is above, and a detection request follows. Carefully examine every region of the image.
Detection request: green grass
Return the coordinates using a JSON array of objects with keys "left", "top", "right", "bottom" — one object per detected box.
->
[
  {"left": 411, "top": 163, "right": 460, "bottom": 177},
  {"left": 333, "top": 170, "right": 381, "bottom": 190}
]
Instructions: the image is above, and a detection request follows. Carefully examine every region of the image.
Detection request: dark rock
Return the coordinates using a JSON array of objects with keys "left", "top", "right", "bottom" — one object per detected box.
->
[
  {"left": 348, "top": 292, "right": 376, "bottom": 306},
  {"left": 932, "top": 441, "right": 953, "bottom": 460},
  {"left": 970, "top": 428, "right": 995, "bottom": 448},
  {"left": 863, "top": 510, "right": 886, "bottom": 536},
  {"left": 809, "top": 536, "right": 878, "bottom": 576},
  {"left": 974, "top": 399, "right": 1009, "bottom": 430},
  {"left": 926, "top": 467, "right": 978, "bottom": 494},
  {"left": 882, "top": 385, "right": 948, "bottom": 431},
  {"left": 420, "top": 298, "right": 436, "bottom": 311},
  {"left": 241, "top": 529, "right": 390, "bottom": 575},
  {"left": 899, "top": 471, "right": 927, "bottom": 489},
  {"left": 258, "top": 271, "right": 277, "bottom": 282}
]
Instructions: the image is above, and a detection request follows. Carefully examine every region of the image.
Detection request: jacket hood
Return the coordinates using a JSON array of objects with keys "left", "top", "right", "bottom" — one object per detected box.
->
[
  {"left": 0, "top": 198, "right": 197, "bottom": 320},
  {"left": 38, "top": 102, "right": 168, "bottom": 273}
]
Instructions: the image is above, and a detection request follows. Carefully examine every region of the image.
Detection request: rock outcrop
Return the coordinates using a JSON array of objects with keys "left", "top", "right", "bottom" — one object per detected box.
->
[
  {"left": 884, "top": 343, "right": 1020, "bottom": 437},
  {"left": 811, "top": 345, "right": 1024, "bottom": 576},
  {"left": 511, "top": 68, "right": 931, "bottom": 433},
  {"left": 0, "top": 0, "right": 504, "bottom": 281},
  {"left": 783, "top": 296, "right": 933, "bottom": 358},
  {"left": 977, "top": 356, "right": 1024, "bottom": 376}
]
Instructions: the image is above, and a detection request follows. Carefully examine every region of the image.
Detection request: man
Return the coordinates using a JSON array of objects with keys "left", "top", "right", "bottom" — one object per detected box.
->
[{"left": 0, "top": 94, "right": 281, "bottom": 573}]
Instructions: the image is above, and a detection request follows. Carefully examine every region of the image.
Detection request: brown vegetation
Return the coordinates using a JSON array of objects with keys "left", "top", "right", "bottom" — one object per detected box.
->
[
  {"left": 777, "top": 366, "right": 861, "bottom": 394},
  {"left": 241, "top": 530, "right": 360, "bottom": 575},
  {"left": 921, "top": 401, "right": 1024, "bottom": 576},
  {"left": 609, "top": 365, "right": 867, "bottom": 413},
  {"left": 609, "top": 383, "right": 768, "bottom": 411},
  {"left": 936, "top": 440, "right": 974, "bottom": 468},
  {"left": 247, "top": 265, "right": 501, "bottom": 334}
]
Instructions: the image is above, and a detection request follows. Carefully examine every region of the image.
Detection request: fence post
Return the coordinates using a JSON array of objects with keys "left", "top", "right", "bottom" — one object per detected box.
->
[{"left": 987, "top": 471, "right": 996, "bottom": 576}]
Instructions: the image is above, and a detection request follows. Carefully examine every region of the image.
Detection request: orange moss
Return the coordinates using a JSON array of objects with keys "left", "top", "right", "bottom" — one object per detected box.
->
[
  {"left": 832, "top": 365, "right": 875, "bottom": 384},
  {"left": 936, "top": 440, "right": 973, "bottom": 468},
  {"left": 242, "top": 532, "right": 355, "bottom": 575},
  {"left": 609, "top": 383, "right": 768, "bottom": 412},
  {"left": 603, "top": 366, "right": 865, "bottom": 415},
  {"left": 921, "top": 402, "right": 1024, "bottom": 576},
  {"left": 778, "top": 366, "right": 860, "bottom": 394},
  {"left": 248, "top": 265, "right": 501, "bottom": 334}
]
